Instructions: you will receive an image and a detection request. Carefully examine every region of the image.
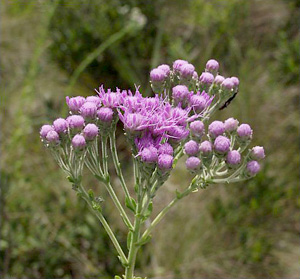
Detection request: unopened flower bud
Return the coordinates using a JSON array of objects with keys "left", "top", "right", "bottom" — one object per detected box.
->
[
  {"left": 208, "top": 121, "right": 225, "bottom": 138},
  {"left": 226, "top": 150, "right": 241, "bottom": 166},
  {"left": 199, "top": 140, "right": 213, "bottom": 155},
  {"left": 230, "top": 76, "right": 239, "bottom": 87},
  {"left": 184, "top": 140, "right": 199, "bottom": 156},
  {"left": 189, "top": 95, "right": 207, "bottom": 113},
  {"left": 80, "top": 102, "right": 97, "bottom": 118},
  {"left": 205, "top": 59, "right": 219, "bottom": 73},
  {"left": 141, "top": 146, "right": 158, "bottom": 163},
  {"left": 66, "top": 96, "right": 85, "bottom": 112},
  {"left": 221, "top": 78, "right": 234, "bottom": 90},
  {"left": 251, "top": 146, "right": 265, "bottom": 160},
  {"left": 158, "top": 154, "right": 173, "bottom": 170},
  {"left": 237, "top": 124, "right": 253, "bottom": 140},
  {"left": 224, "top": 118, "right": 239, "bottom": 132},
  {"left": 190, "top": 120, "right": 205, "bottom": 137},
  {"left": 40, "top": 125, "right": 54, "bottom": 139},
  {"left": 86, "top": 96, "right": 101, "bottom": 106},
  {"left": 67, "top": 115, "right": 85, "bottom": 129},
  {"left": 214, "top": 136, "right": 231, "bottom": 154},
  {"left": 199, "top": 72, "right": 214, "bottom": 85},
  {"left": 173, "top": 59, "right": 188, "bottom": 71},
  {"left": 97, "top": 107, "right": 114, "bottom": 123},
  {"left": 157, "top": 64, "right": 170, "bottom": 76},
  {"left": 72, "top": 134, "right": 86, "bottom": 149},
  {"left": 180, "top": 63, "right": 195, "bottom": 79},
  {"left": 53, "top": 118, "right": 68, "bottom": 134},
  {"left": 46, "top": 130, "right": 60, "bottom": 143},
  {"left": 150, "top": 68, "right": 166, "bottom": 82},
  {"left": 172, "top": 85, "right": 190, "bottom": 103},
  {"left": 214, "top": 75, "right": 225, "bottom": 84},
  {"left": 158, "top": 143, "right": 173, "bottom": 155},
  {"left": 192, "top": 71, "right": 198, "bottom": 79},
  {"left": 185, "top": 156, "right": 201, "bottom": 170},
  {"left": 83, "top": 123, "right": 99, "bottom": 140},
  {"left": 246, "top": 160, "right": 261, "bottom": 176}
]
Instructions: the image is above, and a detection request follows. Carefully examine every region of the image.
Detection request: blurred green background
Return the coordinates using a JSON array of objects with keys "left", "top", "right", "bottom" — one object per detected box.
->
[{"left": 1, "top": 0, "right": 299, "bottom": 278}]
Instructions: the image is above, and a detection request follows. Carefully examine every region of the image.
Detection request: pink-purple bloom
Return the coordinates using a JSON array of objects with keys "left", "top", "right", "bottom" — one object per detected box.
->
[
  {"left": 173, "top": 59, "right": 188, "bottom": 71},
  {"left": 80, "top": 102, "right": 97, "bottom": 118},
  {"left": 72, "top": 134, "right": 86, "bottom": 149},
  {"left": 158, "top": 154, "right": 173, "bottom": 170},
  {"left": 86, "top": 96, "right": 101, "bottom": 106},
  {"left": 141, "top": 146, "right": 158, "bottom": 163},
  {"left": 208, "top": 121, "right": 225, "bottom": 138},
  {"left": 251, "top": 146, "right": 265, "bottom": 160},
  {"left": 199, "top": 72, "right": 214, "bottom": 85},
  {"left": 226, "top": 150, "right": 241, "bottom": 166},
  {"left": 184, "top": 140, "right": 199, "bottom": 156},
  {"left": 83, "top": 124, "right": 99, "bottom": 140},
  {"left": 40, "top": 125, "right": 54, "bottom": 138},
  {"left": 230, "top": 77, "right": 239, "bottom": 87},
  {"left": 206, "top": 59, "right": 219, "bottom": 73},
  {"left": 150, "top": 68, "right": 166, "bottom": 82},
  {"left": 46, "top": 130, "right": 60, "bottom": 143},
  {"left": 180, "top": 63, "right": 195, "bottom": 78},
  {"left": 186, "top": 156, "right": 201, "bottom": 170},
  {"left": 246, "top": 160, "right": 261, "bottom": 176},
  {"left": 214, "top": 136, "right": 231, "bottom": 154},
  {"left": 214, "top": 75, "right": 225, "bottom": 84},
  {"left": 237, "top": 124, "right": 253, "bottom": 140},
  {"left": 53, "top": 118, "right": 68, "bottom": 134},
  {"left": 97, "top": 107, "right": 114, "bottom": 123},
  {"left": 190, "top": 120, "right": 205, "bottom": 137},
  {"left": 224, "top": 118, "right": 239, "bottom": 132},
  {"left": 221, "top": 78, "right": 234, "bottom": 90},
  {"left": 67, "top": 115, "right": 85, "bottom": 129},
  {"left": 66, "top": 96, "right": 85, "bottom": 112},
  {"left": 157, "top": 64, "right": 170, "bottom": 76},
  {"left": 199, "top": 140, "right": 213, "bottom": 155},
  {"left": 158, "top": 143, "right": 173, "bottom": 155},
  {"left": 172, "top": 85, "right": 190, "bottom": 103}
]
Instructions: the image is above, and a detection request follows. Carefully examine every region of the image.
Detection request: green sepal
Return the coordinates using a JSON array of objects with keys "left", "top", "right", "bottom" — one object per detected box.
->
[
  {"left": 91, "top": 201, "right": 101, "bottom": 212},
  {"left": 175, "top": 189, "right": 182, "bottom": 199},
  {"left": 88, "top": 189, "right": 94, "bottom": 200},
  {"left": 134, "top": 182, "right": 139, "bottom": 194},
  {"left": 142, "top": 202, "right": 153, "bottom": 220},
  {"left": 125, "top": 196, "right": 136, "bottom": 212},
  {"left": 67, "top": 176, "right": 75, "bottom": 183},
  {"left": 127, "top": 231, "right": 133, "bottom": 249}
]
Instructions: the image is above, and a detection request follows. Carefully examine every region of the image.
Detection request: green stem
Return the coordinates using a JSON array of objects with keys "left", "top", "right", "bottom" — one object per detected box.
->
[
  {"left": 109, "top": 131, "right": 131, "bottom": 199},
  {"left": 77, "top": 183, "right": 128, "bottom": 266}
]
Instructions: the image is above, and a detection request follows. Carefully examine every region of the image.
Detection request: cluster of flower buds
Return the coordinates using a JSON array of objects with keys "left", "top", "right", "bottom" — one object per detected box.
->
[
  {"left": 40, "top": 58, "right": 265, "bottom": 188},
  {"left": 183, "top": 117, "right": 265, "bottom": 182}
]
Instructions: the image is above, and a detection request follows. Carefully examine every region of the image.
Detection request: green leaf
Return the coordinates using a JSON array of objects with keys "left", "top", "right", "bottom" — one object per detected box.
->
[
  {"left": 138, "top": 235, "right": 152, "bottom": 246},
  {"left": 143, "top": 202, "right": 153, "bottom": 219},
  {"left": 67, "top": 176, "right": 75, "bottom": 183},
  {"left": 127, "top": 231, "right": 133, "bottom": 249},
  {"left": 88, "top": 189, "right": 94, "bottom": 200},
  {"left": 125, "top": 196, "right": 136, "bottom": 212}
]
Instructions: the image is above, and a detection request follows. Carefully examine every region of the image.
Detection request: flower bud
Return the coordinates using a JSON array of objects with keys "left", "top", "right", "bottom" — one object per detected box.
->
[
  {"left": 192, "top": 71, "right": 198, "bottom": 79},
  {"left": 97, "top": 107, "right": 114, "bottom": 123},
  {"left": 190, "top": 120, "right": 205, "bottom": 137},
  {"left": 185, "top": 156, "right": 201, "bottom": 170},
  {"left": 221, "top": 78, "right": 234, "bottom": 90},
  {"left": 173, "top": 59, "right": 188, "bottom": 71},
  {"left": 189, "top": 95, "right": 206, "bottom": 113},
  {"left": 67, "top": 115, "right": 85, "bottom": 130},
  {"left": 199, "top": 72, "right": 214, "bottom": 85},
  {"left": 205, "top": 59, "right": 219, "bottom": 73},
  {"left": 141, "top": 146, "right": 158, "bottom": 163},
  {"left": 80, "top": 102, "right": 97, "bottom": 118},
  {"left": 230, "top": 76, "right": 239, "bottom": 87},
  {"left": 214, "top": 136, "right": 231, "bottom": 154},
  {"left": 199, "top": 140, "right": 213, "bottom": 156},
  {"left": 184, "top": 140, "right": 199, "bottom": 156},
  {"left": 40, "top": 125, "right": 54, "bottom": 139},
  {"left": 46, "top": 130, "right": 60, "bottom": 144},
  {"left": 72, "top": 134, "right": 86, "bottom": 149},
  {"left": 251, "top": 146, "right": 265, "bottom": 160},
  {"left": 53, "top": 118, "right": 68, "bottom": 134},
  {"left": 208, "top": 121, "right": 225, "bottom": 138},
  {"left": 237, "top": 124, "right": 253, "bottom": 140},
  {"left": 157, "top": 64, "right": 170, "bottom": 76},
  {"left": 224, "top": 118, "right": 239, "bottom": 132},
  {"left": 66, "top": 96, "right": 85, "bottom": 112},
  {"left": 83, "top": 123, "right": 99, "bottom": 140},
  {"left": 214, "top": 75, "right": 225, "bottom": 84},
  {"left": 246, "top": 160, "right": 261, "bottom": 176},
  {"left": 179, "top": 63, "right": 195, "bottom": 79},
  {"left": 158, "top": 154, "right": 173, "bottom": 170},
  {"left": 158, "top": 143, "right": 173, "bottom": 155},
  {"left": 86, "top": 96, "right": 101, "bottom": 106},
  {"left": 226, "top": 150, "right": 241, "bottom": 167},
  {"left": 172, "top": 85, "right": 190, "bottom": 103},
  {"left": 150, "top": 68, "right": 166, "bottom": 82}
]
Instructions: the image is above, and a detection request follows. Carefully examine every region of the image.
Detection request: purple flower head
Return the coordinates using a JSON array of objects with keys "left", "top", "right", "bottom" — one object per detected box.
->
[
  {"left": 206, "top": 59, "right": 219, "bottom": 73},
  {"left": 80, "top": 102, "right": 97, "bottom": 118},
  {"left": 40, "top": 125, "right": 54, "bottom": 138},
  {"left": 199, "top": 72, "right": 214, "bottom": 85},
  {"left": 237, "top": 124, "right": 253, "bottom": 140},
  {"left": 208, "top": 121, "right": 225, "bottom": 138},
  {"left": 230, "top": 76, "right": 239, "bottom": 87},
  {"left": 158, "top": 142, "right": 173, "bottom": 155},
  {"left": 172, "top": 85, "right": 190, "bottom": 103},
  {"left": 214, "top": 75, "right": 225, "bottom": 84},
  {"left": 53, "top": 118, "right": 68, "bottom": 134},
  {"left": 180, "top": 63, "right": 195, "bottom": 78},
  {"left": 170, "top": 107, "right": 189, "bottom": 126},
  {"left": 96, "top": 86, "right": 122, "bottom": 108},
  {"left": 186, "top": 156, "right": 201, "bottom": 170},
  {"left": 224, "top": 117, "right": 239, "bottom": 132},
  {"left": 66, "top": 96, "right": 86, "bottom": 112},
  {"left": 173, "top": 59, "right": 188, "bottom": 71},
  {"left": 86, "top": 96, "right": 101, "bottom": 106},
  {"left": 72, "top": 134, "right": 86, "bottom": 149},
  {"left": 192, "top": 71, "right": 198, "bottom": 79},
  {"left": 190, "top": 120, "right": 205, "bottom": 137},
  {"left": 246, "top": 160, "right": 261, "bottom": 176},
  {"left": 158, "top": 154, "right": 173, "bottom": 170},
  {"left": 221, "top": 78, "right": 234, "bottom": 90},
  {"left": 135, "top": 133, "right": 155, "bottom": 152},
  {"left": 141, "top": 146, "right": 158, "bottom": 163},
  {"left": 251, "top": 146, "right": 265, "bottom": 160},
  {"left": 67, "top": 115, "right": 85, "bottom": 129},
  {"left": 150, "top": 68, "right": 166, "bottom": 82},
  {"left": 97, "top": 107, "right": 114, "bottom": 123},
  {"left": 189, "top": 95, "right": 207, "bottom": 113},
  {"left": 83, "top": 123, "right": 99, "bottom": 140},
  {"left": 46, "top": 130, "right": 60, "bottom": 143},
  {"left": 199, "top": 140, "right": 213, "bottom": 155},
  {"left": 214, "top": 135, "right": 231, "bottom": 154},
  {"left": 157, "top": 64, "right": 170, "bottom": 76},
  {"left": 120, "top": 112, "right": 144, "bottom": 132},
  {"left": 167, "top": 126, "right": 189, "bottom": 142},
  {"left": 226, "top": 150, "right": 241, "bottom": 166},
  {"left": 184, "top": 140, "right": 199, "bottom": 156}
]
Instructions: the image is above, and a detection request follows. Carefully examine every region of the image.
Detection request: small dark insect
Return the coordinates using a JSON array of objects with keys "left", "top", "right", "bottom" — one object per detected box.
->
[{"left": 219, "top": 91, "right": 238, "bottom": 110}]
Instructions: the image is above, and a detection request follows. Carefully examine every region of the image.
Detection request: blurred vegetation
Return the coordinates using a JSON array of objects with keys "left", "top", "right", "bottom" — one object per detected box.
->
[{"left": 1, "top": 0, "right": 299, "bottom": 278}]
